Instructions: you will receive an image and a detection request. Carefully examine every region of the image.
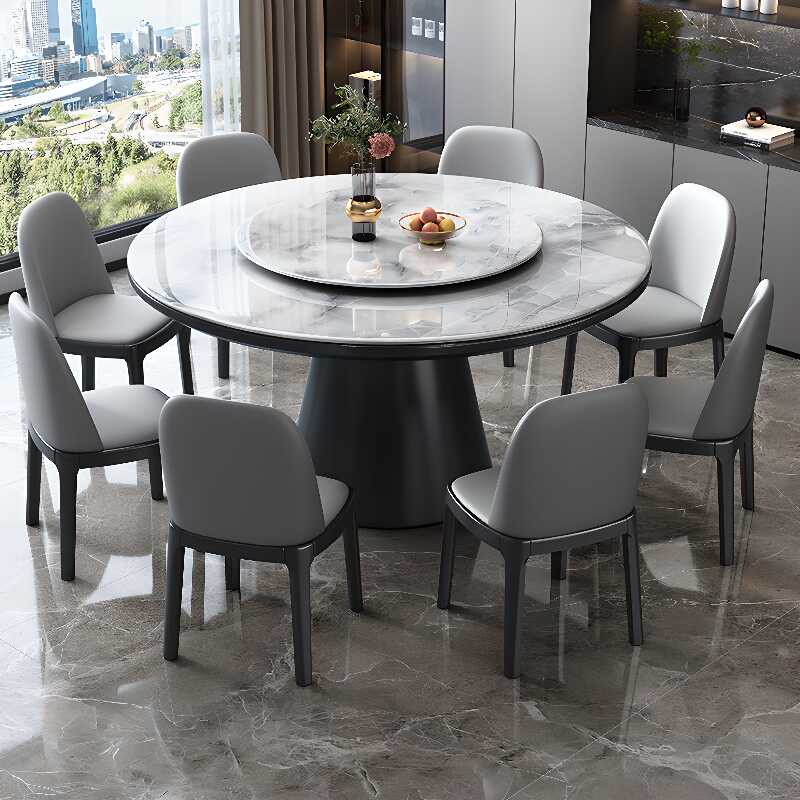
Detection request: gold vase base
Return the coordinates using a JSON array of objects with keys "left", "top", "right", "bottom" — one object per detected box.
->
[{"left": 346, "top": 197, "right": 383, "bottom": 225}]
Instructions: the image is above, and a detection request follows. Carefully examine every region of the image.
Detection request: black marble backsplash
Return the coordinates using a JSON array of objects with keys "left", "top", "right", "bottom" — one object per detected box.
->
[{"left": 636, "top": 6, "right": 800, "bottom": 127}]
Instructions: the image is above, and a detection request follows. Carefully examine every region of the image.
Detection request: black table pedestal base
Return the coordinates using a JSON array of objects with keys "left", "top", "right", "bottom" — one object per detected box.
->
[{"left": 298, "top": 356, "right": 492, "bottom": 529}]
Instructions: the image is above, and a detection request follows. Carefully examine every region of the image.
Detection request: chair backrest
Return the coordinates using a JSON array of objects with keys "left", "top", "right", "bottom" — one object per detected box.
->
[
  {"left": 159, "top": 395, "right": 326, "bottom": 546},
  {"left": 9, "top": 294, "right": 102, "bottom": 453},
  {"left": 648, "top": 183, "right": 736, "bottom": 326},
  {"left": 176, "top": 132, "right": 282, "bottom": 206},
  {"left": 694, "top": 280, "right": 773, "bottom": 441},
  {"left": 489, "top": 384, "right": 648, "bottom": 540},
  {"left": 18, "top": 192, "right": 112, "bottom": 333},
  {"left": 438, "top": 125, "right": 544, "bottom": 188}
]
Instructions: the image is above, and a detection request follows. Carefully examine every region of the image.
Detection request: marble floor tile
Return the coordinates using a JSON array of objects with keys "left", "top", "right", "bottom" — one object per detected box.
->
[{"left": 0, "top": 271, "right": 798, "bottom": 798}]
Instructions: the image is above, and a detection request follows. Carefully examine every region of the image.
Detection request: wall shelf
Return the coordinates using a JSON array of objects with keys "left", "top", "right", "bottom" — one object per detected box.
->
[{"left": 641, "top": 0, "right": 800, "bottom": 29}]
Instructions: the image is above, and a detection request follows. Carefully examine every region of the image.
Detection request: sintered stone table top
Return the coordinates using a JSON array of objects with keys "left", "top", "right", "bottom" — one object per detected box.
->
[
  {"left": 235, "top": 172, "right": 544, "bottom": 288},
  {"left": 128, "top": 173, "right": 651, "bottom": 359}
]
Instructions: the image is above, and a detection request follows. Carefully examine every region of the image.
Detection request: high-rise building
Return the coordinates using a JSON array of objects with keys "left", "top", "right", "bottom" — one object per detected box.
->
[
  {"left": 110, "top": 40, "right": 132, "bottom": 61},
  {"left": 24, "top": 0, "right": 51, "bottom": 53},
  {"left": 59, "top": 0, "right": 97, "bottom": 56},
  {"left": 42, "top": 40, "right": 71, "bottom": 81},
  {"left": 47, "top": 0, "right": 59, "bottom": 44},
  {"left": 135, "top": 20, "right": 155, "bottom": 55},
  {"left": 102, "top": 32, "right": 126, "bottom": 60},
  {"left": 11, "top": 7, "right": 30, "bottom": 54}
]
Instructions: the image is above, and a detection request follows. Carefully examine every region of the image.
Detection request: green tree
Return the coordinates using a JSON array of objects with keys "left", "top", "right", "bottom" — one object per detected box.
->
[
  {"left": 184, "top": 50, "right": 201, "bottom": 69},
  {"left": 169, "top": 81, "right": 203, "bottom": 131},
  {"left": 157, "top": 51, "right": 184, "bottom": 72},
  {"left": 47, "top": 101, "right": 71, "bottom": 123}
]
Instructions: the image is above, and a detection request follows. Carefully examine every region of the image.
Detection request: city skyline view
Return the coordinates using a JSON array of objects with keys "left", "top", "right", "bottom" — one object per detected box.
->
[{"left": 0, "top": 0, "right": 201, "bottom": 50}]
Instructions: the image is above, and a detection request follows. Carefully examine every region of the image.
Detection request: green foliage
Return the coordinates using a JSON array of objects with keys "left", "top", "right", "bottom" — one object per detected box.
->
[
  {"left": 309, "top": 84, "right": 405, "bottom": 166},
  {"left": 133, "top": 79, "right": 144, "bottom": 93},
  {"left": 184, "top": 50, "right": 201, "bottom": 69},
  {"left": 132, "top": 61, "right": 150, "bottom": 75},
  {"left": 0, "top": 135, "right": 167, "bottom": 254},
  {"left": 47, "top": 101, "right": 72, "bottom": 123},
  {"left": 157, "top": 51, "right": 184, "bottom": 72},
  {"left": 96, "top": 169, "right": 176, "bottom": 227},
  {"left": 639, "top": 8, "right": 728, "bottom": 71},
  {"left": 169, "top": 81, "right": 203, "bottom": 131}
]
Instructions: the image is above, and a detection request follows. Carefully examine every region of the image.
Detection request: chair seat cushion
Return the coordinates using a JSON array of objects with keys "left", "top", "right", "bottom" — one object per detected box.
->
[
  {"left": 317, "top": 476, "right": 350, "bottom": 526},
  {"left": 628, "top": 376, "right": 713, "bottom": 439},
  {"left": 84, "top": 385, "right": 168, "bottom": 450},
  {"left": 451, "top": 466, "right": 500, "bottom": 526},
  {"left": 600, "top": 286, "right": 703, "bottom": 339},
  {"left": 55, "top": 294, "right": 171, "bottom": 347}
]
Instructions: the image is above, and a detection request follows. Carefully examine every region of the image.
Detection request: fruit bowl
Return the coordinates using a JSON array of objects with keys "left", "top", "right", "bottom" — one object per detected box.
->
[{"left": 399, "top": 210, "right": 467, "bottom": 247}]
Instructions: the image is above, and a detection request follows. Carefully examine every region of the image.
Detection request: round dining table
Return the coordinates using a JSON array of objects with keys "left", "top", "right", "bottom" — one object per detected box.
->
[{"left": 128, "top": 173, "right": 651, "bottom": 529}]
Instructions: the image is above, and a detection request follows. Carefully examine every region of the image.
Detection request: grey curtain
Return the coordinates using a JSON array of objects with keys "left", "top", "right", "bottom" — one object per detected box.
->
[{"left": 239, "top": 0, "right": 326, "bottom": 179}]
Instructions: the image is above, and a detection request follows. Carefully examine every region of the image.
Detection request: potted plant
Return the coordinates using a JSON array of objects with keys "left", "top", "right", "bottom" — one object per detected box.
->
[
  {"left": 637, "top": 8, "right": 727, "bottom": 121},
  {"left": 310, "top": 84, "right": 405, "bottom": 241}
]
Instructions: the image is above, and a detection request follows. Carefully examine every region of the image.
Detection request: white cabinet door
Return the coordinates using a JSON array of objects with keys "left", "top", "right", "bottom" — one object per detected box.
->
[
  {"left": 762, "top": 166, "right": 800, "bottom": 353},
  {"left": 585, "top": 125, "right": 674, "bottom": 238},
  {"left": 444, "top": 0, "right": 515, "bottom": 138},
  {"left": 513, "top": 0, "right": 592, "bottom": 198}
]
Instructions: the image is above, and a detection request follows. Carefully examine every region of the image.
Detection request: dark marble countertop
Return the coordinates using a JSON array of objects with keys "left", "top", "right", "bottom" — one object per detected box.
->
[{"left": 589, "top": 109, "right": 800, "bottom": 174}]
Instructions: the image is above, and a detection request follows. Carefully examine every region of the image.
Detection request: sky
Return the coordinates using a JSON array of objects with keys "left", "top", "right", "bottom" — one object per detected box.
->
[{"left": 0, "top": 0, "right": 201, "bottom": 45}]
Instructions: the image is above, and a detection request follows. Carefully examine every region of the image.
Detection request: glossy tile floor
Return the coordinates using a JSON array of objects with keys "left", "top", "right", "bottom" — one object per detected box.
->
[{"left": 1, "top": 273, "right": 799, "bottom": 799}]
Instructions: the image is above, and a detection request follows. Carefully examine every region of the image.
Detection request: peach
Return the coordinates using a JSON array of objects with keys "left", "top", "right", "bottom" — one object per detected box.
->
[
  {"left": 422, "top": 222, "right": 440, "bottom": 233},
  {"left": 408, "top": 215, "right": 424, "bottom": 232},
  {"left": 438, "top": 216, "right": 456, "bottom": 233},
  {"left": 420, "top": 207, "right": 438, "bottom": 224}
]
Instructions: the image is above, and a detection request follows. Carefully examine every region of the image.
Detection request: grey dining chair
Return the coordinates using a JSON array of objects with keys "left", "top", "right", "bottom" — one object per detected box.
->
[
  {"left": 18, "top": 192, "right": 193, "bottom": 395},
  {"left": 159, "top": 395, "right": 363, "bottom": 687},
  {"left": 176, "top": 132, "right": 282, "bottom": 380},
  {"left": 437, "top": 383, "right": 649, "bottom": 679},
  {"left": 439, "top": 125, "right": 545, "bottom": 369},
  {"left": 10, "top": 294, "right": 167, "bottom": 581},
  {"left": 562, "top": 183, "right": 735, "bottom": 393},
  {"left": 629, "top": 280, "right": 773, "bottom": 567}
]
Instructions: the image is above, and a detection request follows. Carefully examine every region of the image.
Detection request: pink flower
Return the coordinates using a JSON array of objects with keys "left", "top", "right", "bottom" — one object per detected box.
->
[{"left": 369, "top": 132, "right": 395, "bottom": 160}]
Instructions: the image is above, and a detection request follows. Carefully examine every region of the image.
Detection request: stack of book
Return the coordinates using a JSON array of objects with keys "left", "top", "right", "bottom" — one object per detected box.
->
[{"left": 720, "top": 120, "right": 796, "bottom": 151}]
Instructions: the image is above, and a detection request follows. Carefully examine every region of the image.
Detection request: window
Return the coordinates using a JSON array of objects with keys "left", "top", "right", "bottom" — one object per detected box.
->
[{"left": 0, "top": 0, "right": 240, "bottom": 263}]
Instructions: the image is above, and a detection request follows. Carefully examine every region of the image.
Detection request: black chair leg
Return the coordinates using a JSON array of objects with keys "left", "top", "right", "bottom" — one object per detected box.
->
[
  {"left": 713, "top": 330, "right": 725, "bottom": 376},
  {"left": 550, "top": 550, "right": 567, "bottom": 581},
  {"left": 342, "top": 508, "right": 363, "bottom": 613},
  {"left": 561, "top": 334, "right": 577, "bottom": 396},
  {"left": 287, "top": 546, "right": 314, "bottom": 686},
  {"left": 127, "top": 352, "right": 145, "bottom": 385},
  {"left": 501, "top": 542, "right": 528, "bottom": 679},
  {"left": 217, "top": 339, "right": 230, "bottom": 379},
  {"left": 58, "top": 465, "right": 78, "bottom": 581},
  {"left": 654, "top": 348, "right": 668, "bottom": 378},
  {"left": 149, "top": 449, "right": 164, "bottom": 501},
  {"left": 716, "top": 447, "right": 736, "bottom": 567},
  {"left": 622, "top": 521, "right": 644, "bottom": 646},
  {"left": 503, "top": 350, "right": 515, "bottom": 368},
  {"left": 177, "top": 326, "right": 194, "bottom": 395},
  {"left": 224, "top": 555, "right": 240, "bottom": 592},
  {"left": 617, "top": 341, "right": 637, "bottom": 384},
  {"left": 740, "top": 427, "right": 755, "bottom": 511},
  {"left": 26, "top": 433, "right": 42, "bottom": 526},
  {"left": 163, "top": 529, "right": 185, "bottom": 660},
  {"left": 437, "top": 507, "right": 458, "bottom": 610},
  {"left": 81, "top": 355, "right": 96, "bottom": 391}
]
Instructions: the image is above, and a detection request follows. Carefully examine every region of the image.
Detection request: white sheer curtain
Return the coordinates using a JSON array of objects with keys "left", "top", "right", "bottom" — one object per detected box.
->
[{"left": 200, "top": 0, "right": 242, "bottom": 135}]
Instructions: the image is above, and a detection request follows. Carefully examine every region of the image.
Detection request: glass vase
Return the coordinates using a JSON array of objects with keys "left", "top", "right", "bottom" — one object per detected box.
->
[{"left": 347, "top": 162, "right": 382, "bottom": 243}]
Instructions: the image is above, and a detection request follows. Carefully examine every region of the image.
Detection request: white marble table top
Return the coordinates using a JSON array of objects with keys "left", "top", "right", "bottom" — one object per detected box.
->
[
  {"left": 127, "top": 174, "right": 651, "bottom": 356},
  {"left": 235, "top": 174, "right": 544, "bottom": 288}
]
